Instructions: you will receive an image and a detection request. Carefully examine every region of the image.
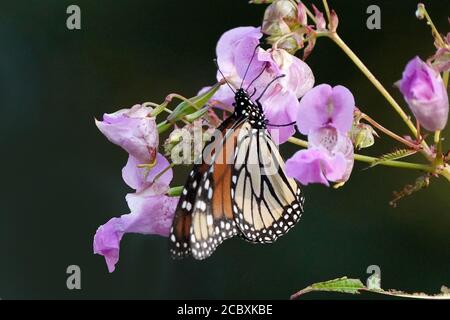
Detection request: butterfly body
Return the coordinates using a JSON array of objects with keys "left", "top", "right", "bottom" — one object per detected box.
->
[{"left": 169, "top": 87, "right": 305, "bottom": 260}]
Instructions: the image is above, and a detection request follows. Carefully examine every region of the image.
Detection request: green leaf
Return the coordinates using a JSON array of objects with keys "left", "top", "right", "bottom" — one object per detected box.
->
[
  {"left": 184, "top": 107, "right": 209, "bottom": 122},
  {"left": 311, "top": 277, "right": 364, "bottom": 294},
  {"left": 291, "top": 276, "right": 450, "bottom": 300},
  {"left": 157, "top": 120, "right": 172, "bottom": 134},
  {"left": 369, "top": 148, "right": 417, "bottom": 168},
  {"left": 167, "top": 83, "right": 222, "bottom": 123},
  {"left": 290, "top": 277, "right": 364, "bottom": 299}
]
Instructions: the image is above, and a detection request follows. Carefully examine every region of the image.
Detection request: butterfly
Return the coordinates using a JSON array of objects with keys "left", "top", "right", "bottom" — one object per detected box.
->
[{"left": 169, "top": 50, "right": 305, "bottom": 260}]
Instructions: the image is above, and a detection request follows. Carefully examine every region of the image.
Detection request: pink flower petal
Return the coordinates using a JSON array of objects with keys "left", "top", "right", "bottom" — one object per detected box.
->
[
  {"left": 285, "top": 148, "right": 347, "bottom": 186},
  {"left": 93, "top": 192, "right": 179, "bottom": 273},
  {"left": 297, "top": 84, "right": 355, "bottom": 135},
  {"left": 216, "top": 26, "right": 263, "bottom": 87},
  {"left": 122, "top": 153, "right": 172, "bottom": 192},
  {"left": 262, "top": 84, "right": 299, "bottom": 143},
  {"left": 95, "top": 104, "right": 158, "bottom": 163}
]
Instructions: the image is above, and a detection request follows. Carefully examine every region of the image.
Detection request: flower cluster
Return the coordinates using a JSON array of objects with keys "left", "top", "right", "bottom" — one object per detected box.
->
[
  {"left": 94, "top": 105, "right": 178, "bottom": 272},
  {"left": 93, "top": 1, "right": 450, "bottom": 272},
  {"left": 212, "top": 26, "right": 315, "bottom": 143}
]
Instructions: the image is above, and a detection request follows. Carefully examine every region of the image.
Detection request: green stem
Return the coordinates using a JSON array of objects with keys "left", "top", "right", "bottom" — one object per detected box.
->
[
  {"left": 438, "top": 165, "right": 450, "bottom": 183},
  {"left": 322, "top": 0, "right": 331, "bottom": 25},
  {"left": 417, "top": 3, "right": 446, "bottom": 47},
  {"left": 287, "top": 137, "right": 434, "bottom": 172},
  {"left": 303, "top": 3, "right": 317, "bottom": 24},
  {"left": 359, "top": 112, "right": 420, "bottom": 150},
  {"left": 434, "top": 130, "right": 441, "bottom": 145},
  {"left": 168, "top": 186, "right": 184, "bottom": 197},
  {"left": 153, "top": 163, "right": 175, "bottom": 183},
  {"left": 443, "top": 71, "right": 449, "bottom": 87}
]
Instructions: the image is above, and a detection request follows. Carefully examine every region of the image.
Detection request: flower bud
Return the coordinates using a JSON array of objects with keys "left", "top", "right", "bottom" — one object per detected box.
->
[
  {"left": 415, "top": 3, "right": 425, "bottom": 20},
  {"left": 350, "top": 123, "right": 377, "bottom": 150},
  {"left": 297, "top": 2, "right": 307, "bottom": 26},
  {"left": 262, "top": 0, "right": 298, "bottom": 36},
  {"left": 163, "top": 120, "right": 214, "bottom": 165},
  {"left": 312, "top": 5, "right": 326, "bottom": 31},
  {"left": 398, "top": 56, "right": 449, "bottom": 131}
]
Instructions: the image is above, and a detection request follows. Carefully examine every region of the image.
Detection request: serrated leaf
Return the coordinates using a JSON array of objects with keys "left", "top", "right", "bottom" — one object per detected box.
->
[
  {"left": 291, "top": 276, "right": 450, "bottom": 300},
  {"left": 311, "top": 277, "right": 364, "bottom": 294},
  {"left": 290, "top": 277, "right": 364, "bottom": 299},
  {"left": 369, "top": 148, "right": 417, "bottom": 168},
  {"left": 167, "top": 83, "right": 222, "bottom": 123}
]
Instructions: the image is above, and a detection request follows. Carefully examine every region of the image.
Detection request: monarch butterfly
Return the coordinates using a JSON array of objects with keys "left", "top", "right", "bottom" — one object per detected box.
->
[{"left": 169, "top": 50, "right": 305, "bottom": 260}]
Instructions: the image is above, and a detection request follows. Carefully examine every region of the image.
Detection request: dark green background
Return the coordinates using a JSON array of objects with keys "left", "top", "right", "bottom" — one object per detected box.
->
[{"left": 1, "top": 0, "right": 449, "bottom": 299}]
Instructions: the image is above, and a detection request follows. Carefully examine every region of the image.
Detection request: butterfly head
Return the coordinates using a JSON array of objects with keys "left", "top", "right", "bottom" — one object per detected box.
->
[{"left": 232, "top": 88, "right": 266, "bottom": 128}]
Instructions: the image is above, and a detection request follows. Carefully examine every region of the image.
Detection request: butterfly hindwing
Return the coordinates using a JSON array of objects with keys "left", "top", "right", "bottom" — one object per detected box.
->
[{"left": 231, "top": 124, "right": 304, "bottom": 243}]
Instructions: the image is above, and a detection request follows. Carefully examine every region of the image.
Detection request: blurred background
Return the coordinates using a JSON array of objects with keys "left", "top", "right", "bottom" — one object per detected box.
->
[{"left": 0, "top": 0, "right": 449, "bottom": 299}]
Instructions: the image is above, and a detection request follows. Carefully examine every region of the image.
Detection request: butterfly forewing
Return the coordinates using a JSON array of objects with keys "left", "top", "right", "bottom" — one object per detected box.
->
[{"left": 169, "top": 116, "right": 244, "bottom": 259}]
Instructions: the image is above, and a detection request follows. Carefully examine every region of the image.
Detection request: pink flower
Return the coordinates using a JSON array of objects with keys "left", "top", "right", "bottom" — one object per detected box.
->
[
  {"left": 213, "top": 26, "right": 315, "bottom": 143},
  {"left": 93, "top": 154, "right": 178, "bottom": 273},
  {"left": 287, "top": 84, "right": 355, "bottom": 186},
  {"left": 297, "top": 84, "right": 355, "bottom": 135},
  {"left": 95, "top": 104, "right": 158, "bottom": 163},
  {"left": 398, "top": 56, "right": 449, "bottom": 131},
  {"left": 286, "top": 148, "right": 347, "bottom": 186},
  {"left": 122, "top": 153, "right": 172, "bottom": 192}
]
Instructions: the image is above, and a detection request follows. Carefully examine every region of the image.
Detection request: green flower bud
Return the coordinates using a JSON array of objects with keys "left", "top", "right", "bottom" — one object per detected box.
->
[{"left": 350, "top": 123, "right": 377, "bottom": 150}]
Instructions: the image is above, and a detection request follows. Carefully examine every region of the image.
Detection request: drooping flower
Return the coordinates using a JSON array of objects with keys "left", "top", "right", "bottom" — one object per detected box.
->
[
  {"left": 398, "top": 56, "right": 449, "bottom": 131},
  {"left": 286, "top": 84, "right": 355, "bottom": 186},
  {"left": 93, "top": 153, "right": 178, "bottom": 273},
  {"left": 95, "top": 104, "right": 158, "bottom": 163},
  {"left": 213, "top": 26, "right": 315, "bottom": 143},
  {"left": 95, "top": 104, "right": 177, "bottom": 272}
]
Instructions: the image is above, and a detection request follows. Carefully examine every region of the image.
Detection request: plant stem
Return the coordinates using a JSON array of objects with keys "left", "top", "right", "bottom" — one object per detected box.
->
[
  {"left": 303, "top": 3, "right": 317, "bottom": 24},
  {"left": 322, "top": 0, "right": 331, "bottom": 25},
  {"left": 153, "top": 163, "right": 175, "bottom": 183},
  {"left": 327, "top": 33, "right": 418, "bottom": 138},
  {"left": 434, "top": 130, "right": 441, "bottom": 145},
  {"left": 359, "top": 112, "right": 420, "bottom": 149},
  {"left": 168, "top": 186, "right": 184, "bottom": 197},
  {"left": 287, "top": 137, "right": 434, "bottom": 172},
  {"left": 417, "top": 3, "right": 446, "bottom": 47},
  {"left": 443, "top": 71, "right": 449, "bottom": 87},
  {"left": 438, "top": 165, "right": 450, "bottom": 183}
]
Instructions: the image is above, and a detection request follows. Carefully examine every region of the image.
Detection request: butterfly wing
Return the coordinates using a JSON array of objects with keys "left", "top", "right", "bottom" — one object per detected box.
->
[
  {"left": 231, "top": 125, "right": 305, "bottom": 243},
  {"left": 169, "top": 115, "right": 245, "bottom": 259}
]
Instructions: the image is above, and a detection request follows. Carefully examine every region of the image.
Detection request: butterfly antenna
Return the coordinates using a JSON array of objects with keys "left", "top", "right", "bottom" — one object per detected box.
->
[
  {"left": 256, "top": 74, "right": 285, "bottom": 102},
  {"left": 214, "top": 59, "right": 236, "bottom": 94},
  {"left": 266, "top": 121, "right": 296, "bottom": 127},
  {"left": 240, "top": 44, "right": 260, "bottom": 89}
]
